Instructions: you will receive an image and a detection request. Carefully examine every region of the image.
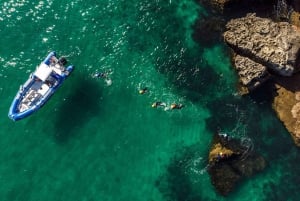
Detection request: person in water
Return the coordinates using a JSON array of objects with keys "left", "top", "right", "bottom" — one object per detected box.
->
[
  {"left": 170, "top": 103, "right": 184, "bottom": 110},
  {"left": 93, "top": 70, "right": 113, "bottom": 86},
  {"left": 139, "top": 87, "right": 148, "bottom": 94},
  {"left": 93, "top": 72, "right": 108, "bottom": 79},
  {"left": 152, "top": 101, "right": 167, "bottom": 108}
]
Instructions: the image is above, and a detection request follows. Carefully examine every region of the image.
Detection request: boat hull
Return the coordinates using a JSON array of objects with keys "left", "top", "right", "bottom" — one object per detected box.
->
[{"left": 8, "top": 52, "right": 74, "bottom": 121}]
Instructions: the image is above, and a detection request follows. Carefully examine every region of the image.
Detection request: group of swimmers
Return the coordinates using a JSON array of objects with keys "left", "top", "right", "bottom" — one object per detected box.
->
[
  {"left": 151, "top": 101, "right": 184, "bottom": 110},
  {"left": 93, "top": 71, "right": 184, "bottom": 110},
  {"left": 138, "top": 87, "right": 184, "bottom": 110}
]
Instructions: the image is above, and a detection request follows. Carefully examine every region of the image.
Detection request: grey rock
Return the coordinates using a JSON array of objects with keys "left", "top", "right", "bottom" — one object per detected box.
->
[
  {"left": 234, "top": 55, "right": 270, "bottom": 90},
  {"left": 224, "top": 13, "right": 300, "bottom": 76}
]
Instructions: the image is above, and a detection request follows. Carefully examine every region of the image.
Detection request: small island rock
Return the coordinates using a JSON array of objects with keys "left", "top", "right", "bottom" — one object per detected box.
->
[{"left": 208, "top": 133, "right": 266, "bottom": 196}]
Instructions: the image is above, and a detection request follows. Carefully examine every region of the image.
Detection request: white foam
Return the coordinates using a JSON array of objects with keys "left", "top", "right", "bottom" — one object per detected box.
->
[{"left": 105, "top": 78, "right": 112, "bottom": 86}]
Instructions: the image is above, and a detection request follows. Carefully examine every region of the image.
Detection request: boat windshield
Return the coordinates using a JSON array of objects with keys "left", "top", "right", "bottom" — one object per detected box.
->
[{"left": 34, "top": 63, "right": 52, "bottom": 81}]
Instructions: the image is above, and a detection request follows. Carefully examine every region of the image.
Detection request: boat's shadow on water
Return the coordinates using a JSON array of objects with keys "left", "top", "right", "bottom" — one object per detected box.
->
[{"left": 53, "top": 75, "right": 103, "bottom": 144}]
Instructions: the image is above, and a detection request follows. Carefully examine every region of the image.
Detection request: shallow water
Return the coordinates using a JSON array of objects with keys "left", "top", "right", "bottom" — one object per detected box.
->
[{"left": 0, "top": 0, "right": 299, "bottom": 200}]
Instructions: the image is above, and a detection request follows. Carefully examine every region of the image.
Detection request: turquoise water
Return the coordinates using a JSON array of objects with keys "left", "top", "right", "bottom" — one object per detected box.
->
[{"left": 0, "top": 0, "right": 299, "bottom": 200}]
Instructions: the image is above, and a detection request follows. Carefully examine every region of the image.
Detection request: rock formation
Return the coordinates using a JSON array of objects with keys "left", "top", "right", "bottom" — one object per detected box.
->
[
  {"left": 224, "top": 13, "right": 300, "bottom": 77},
  {"left": 290, "top": 11, "right": 300, "bottom": 27},
  {"left": 272, "top": 75, "right": 300, "bottom": 146},
  {"left": 222, "top": 13, "right": 300, "bottom": 145},
  {"left": 234, "top": 55, "right": 270, "bottom": 92},
  {"left": 223, "top": 13, "right": 300, "bottom": 94},
  {"left": 208, "top": 133, "right": 266, "bottom": 196}
]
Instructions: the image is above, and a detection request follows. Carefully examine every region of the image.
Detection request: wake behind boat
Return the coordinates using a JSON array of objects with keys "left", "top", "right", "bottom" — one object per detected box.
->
[{"left": 8, "top": 51, "right": 74, "bottom": 121}]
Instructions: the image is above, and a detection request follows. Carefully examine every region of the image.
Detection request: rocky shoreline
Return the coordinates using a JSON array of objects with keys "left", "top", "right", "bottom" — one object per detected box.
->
[
  {"left": 222, "top": 9, "right": 300, "bottom": 146},
  {"left": 201, "top": 0, "right": 300, "bottom": 146},
  {"left": 195, "top": 0, "right": 300, "bottom": 196}
]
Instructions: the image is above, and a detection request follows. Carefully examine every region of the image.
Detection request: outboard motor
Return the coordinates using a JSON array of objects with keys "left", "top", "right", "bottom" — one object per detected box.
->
[{"left": 58, "top": 57, "right": 67, "bottom": 66}]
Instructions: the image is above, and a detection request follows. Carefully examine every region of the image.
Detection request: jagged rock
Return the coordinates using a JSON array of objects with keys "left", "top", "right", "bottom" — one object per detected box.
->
[
  {"left": 224, "top": 13, "right": 300, "bottom": 76},
  {"left": 234, "top": 54, "right": 270, "bottom": 91},
  {"left": 208, "top": 133, "right": 266, "bottom": 196}
]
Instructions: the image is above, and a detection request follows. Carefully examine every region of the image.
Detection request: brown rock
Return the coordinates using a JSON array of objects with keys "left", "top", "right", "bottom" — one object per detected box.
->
[
  {"left": 290, "top": 11, "right": 300, "bottom": 28},
  {"left": 209, "top": 142, "right": 234, "bottom": 163},
  {"left": 272, "top": 74, "right": 300, "bottom": 146},
  {"left": 208, "top": 133, "right": 266, "bottom": 196}
]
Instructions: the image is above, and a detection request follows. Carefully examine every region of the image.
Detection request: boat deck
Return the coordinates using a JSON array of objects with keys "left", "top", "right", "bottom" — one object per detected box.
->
[
  {"left": 8, "top": 51, "right": 74, "bottom": 121},
  {"left": 19, "top": 79, "right": 55, "bottom": 111}
]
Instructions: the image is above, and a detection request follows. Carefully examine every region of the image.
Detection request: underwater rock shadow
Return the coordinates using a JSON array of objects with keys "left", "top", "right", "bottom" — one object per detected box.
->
[
  {"left": 192, "top": 15, "right": 226, "bottom": 48},
  {"left": 154, "top": 47, "right": 222, "bottom": 103},
  {"left": 204, "top": 97, "right": 236, "bottom": 134},
  {"left": 53, "top": 76, "right": 103, "bottom": 144},
  {"left": 156, "top": 145, "right": 203, "bottom": 201}
]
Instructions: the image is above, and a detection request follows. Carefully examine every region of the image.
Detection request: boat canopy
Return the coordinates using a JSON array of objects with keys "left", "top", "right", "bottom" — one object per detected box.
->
[{"left": 34, "top": 63, "right": 52, "bottom": 81}]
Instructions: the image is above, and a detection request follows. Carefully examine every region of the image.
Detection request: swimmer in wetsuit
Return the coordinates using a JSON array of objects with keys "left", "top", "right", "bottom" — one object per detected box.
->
[
  {"left": 139, "top": 87, "right": 148, "bottom": 94},
  {"left": 93, "top": 70, "right": 113, "bottom": 86},
  {"left": 93, "top": 72, "right": 108, "bottom": 79},
  {"left": 152, "top": 101, "right": 167, "bottom": 108},
  {"left": 170, "top": 103, "right": 184, "bottom": 110}
]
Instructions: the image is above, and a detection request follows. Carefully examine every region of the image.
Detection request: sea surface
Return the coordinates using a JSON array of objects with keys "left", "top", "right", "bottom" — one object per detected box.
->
[{"left": 0, "top": 0, "right": 299, "bottom": 200}]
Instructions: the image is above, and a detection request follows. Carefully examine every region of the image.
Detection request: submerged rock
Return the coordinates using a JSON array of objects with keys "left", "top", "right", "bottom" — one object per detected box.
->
[
  {"left": 208, "top": 0, "right": 235, "bottom": 11},
  {"left": 192, "top": 16, "right": 225, "bottom": 47},
  {"left": 208, "top": 133, "right": 266, "bottom": 196},
  {"left": 198, "top": 0, "right": 277, "bottom": 15}
]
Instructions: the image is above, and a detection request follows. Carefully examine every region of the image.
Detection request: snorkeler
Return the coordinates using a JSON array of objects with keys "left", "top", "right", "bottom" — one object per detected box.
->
[
  {"left": 170, "top": 103, "right": 184, "bottom": 110},
  {"left": 93, "top": 69, "right": 113, "bottom": 86},
  {"left": 139, "top": 87, "right": 148, "bottom": 94},
  {"left": 93, "top": 72, "right": 108, "bottom": 79},
  {"left": 152, "top": 101, "right": 167, "bottom": 108}
]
